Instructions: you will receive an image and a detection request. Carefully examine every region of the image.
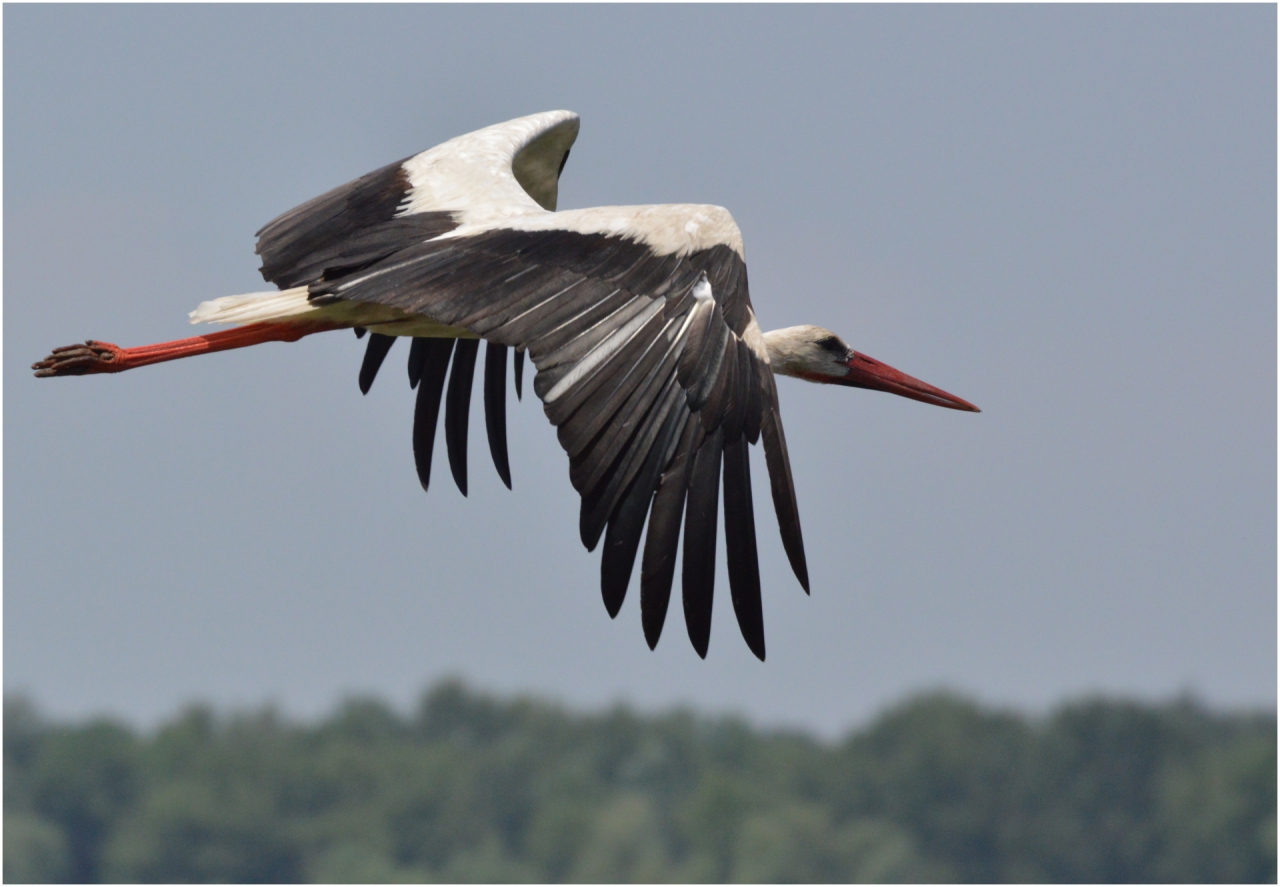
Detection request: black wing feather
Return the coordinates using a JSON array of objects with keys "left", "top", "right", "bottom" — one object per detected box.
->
[
  {"left": 542, "top": 303, "right": 666, "bottom": 429},
  {"left": 359, "top": 333, "right": 397, "bottom": 395},
  {"left": 720, "top": 340, "right": 753, "bottom": 445},
  {"left": 408, "top": 338, "right": 427, "bottom": 389},
  {"left": 686, "top": 311, "right": 730, "bottom": 409},
  {"left": 600, "top": 398, "right": 692, "bottom": 621},
  {"left": 677, "top": 300, "right": 714, "bottom": 385},
  {"left": 639, "top": 415, "right": 700, "bottom": 649},
  {"left": 760, "top": 375, "right": 810, "bottom": 594},
  {"left": 577, "top": 373, "right": 686, "bottom": 553},
  {"left": 535, "top": 294, "right": 657, "bottom": 378},
  {"left": 600, "top": 479, "right": 649, "bottom": 619},
  {"left": 444, "top": 339, "right": 479, "bottom": 496},
  {"left": 524, "top": 289, "right": 636, "bottom": 358},
  {"left": 700, "top": 336, "right": 738, "bottom": 434},
  {"left": 558, "top": 310, "right": 676, "bottom": 463},
  {"left": 723, "top": 435, "right": 765, "bottom": 660},
  {"left": 412, "top": 339, "right": 454, "bottom": 491},
  {"left": 566, "top": 320, "right": 687, "bottom": 495},
  {"left": 484, "top": 342, "right": 513, "bottom": 489},
  {"left": 461, "top": 271, "right": 585, "bottom": 334},
  {"left": 682, "top": 426, "right": 724, "bottom": 659}
]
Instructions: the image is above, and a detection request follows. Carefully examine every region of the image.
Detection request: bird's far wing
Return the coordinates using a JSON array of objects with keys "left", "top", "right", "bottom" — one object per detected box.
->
[
  {"left": 307, "top": 210, "right": 810, "bottom": 661},
  {"left": 254, "top": 110, "right": 580, "bottom": 291},
  {"left": 253, "top": 111, "right": 581, "bottom": 493}
]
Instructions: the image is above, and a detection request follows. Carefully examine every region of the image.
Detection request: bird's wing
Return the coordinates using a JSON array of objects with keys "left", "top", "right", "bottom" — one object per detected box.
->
[
  {"left": 254, "top": 111, "right": 581, "bottom": 492},
  {"left": 307, "top": 213, "right": 810, "bottom": 661},
  {"left": 255, "top": 110, "right": 580, "bottom": 290}
]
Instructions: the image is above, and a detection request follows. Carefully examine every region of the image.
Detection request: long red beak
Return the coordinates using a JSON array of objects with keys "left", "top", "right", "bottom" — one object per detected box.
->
[{"left": 841, "top": 352, "right": 980, "bottom": 412}]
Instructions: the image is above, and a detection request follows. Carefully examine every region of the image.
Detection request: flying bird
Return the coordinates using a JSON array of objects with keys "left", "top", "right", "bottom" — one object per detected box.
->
[{"left": 33, "top": 111, "right": 978, "bottom": 661}]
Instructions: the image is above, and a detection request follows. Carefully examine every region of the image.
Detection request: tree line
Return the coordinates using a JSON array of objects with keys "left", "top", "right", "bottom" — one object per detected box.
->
[{"left": 4, "top": 682, "right": 1274, "bottom": 882}]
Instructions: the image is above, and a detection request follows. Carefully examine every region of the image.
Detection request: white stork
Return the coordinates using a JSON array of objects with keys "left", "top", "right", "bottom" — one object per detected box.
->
[{"left": 33, "top": 111, "right": 978, "bottom": 661}]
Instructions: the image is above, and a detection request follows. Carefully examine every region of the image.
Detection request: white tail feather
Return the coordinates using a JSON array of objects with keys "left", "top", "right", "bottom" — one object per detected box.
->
[
  {"left": 188, "top": 287, "right": 478, "bottom": 340},
  {"left": 189, "top": 287, "right": 317, "bottom": 326}
]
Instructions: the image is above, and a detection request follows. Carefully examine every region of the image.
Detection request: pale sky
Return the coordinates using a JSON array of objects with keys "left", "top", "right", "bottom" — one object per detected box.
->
[{"left": 6, "top": 5, "right": 1275, "bottom": 736}]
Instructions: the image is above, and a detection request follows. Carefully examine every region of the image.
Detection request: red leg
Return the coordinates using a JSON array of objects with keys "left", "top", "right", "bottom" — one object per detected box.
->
[{"left": 32, "top": 321, "right": 345, "bottom": 377}]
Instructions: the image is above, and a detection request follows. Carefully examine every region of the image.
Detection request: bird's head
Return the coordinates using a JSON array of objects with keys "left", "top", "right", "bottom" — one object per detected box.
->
[{"left": 763, "top": 325, "right": 980, "bottom": 412}]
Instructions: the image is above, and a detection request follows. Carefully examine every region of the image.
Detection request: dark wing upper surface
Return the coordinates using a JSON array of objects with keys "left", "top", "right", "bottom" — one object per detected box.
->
[
  {"left": 254, "top": 158, "right": 459, "bottom": 290},
  {"left": 251, "top": 116, "right": 571, "bottom": 503},
  {"left": 255, "top": 110, "right": 579, "bottom": 291},
  {"left": 307, "top": 227, "right": 809, "bottom": 660}
]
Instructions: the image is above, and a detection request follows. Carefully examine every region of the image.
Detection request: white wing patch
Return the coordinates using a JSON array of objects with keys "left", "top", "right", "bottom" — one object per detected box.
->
[
  {"left": 395, "top": 110, "right": 745, "bottom": 259},
  {"left": 399, "top": 110, "right": 579, "bottom": 220},
  {"left": 439, "top": 204, "right": 746, "bottom": 260}
]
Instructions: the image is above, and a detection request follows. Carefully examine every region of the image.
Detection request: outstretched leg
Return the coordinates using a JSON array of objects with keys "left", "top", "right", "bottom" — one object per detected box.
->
[{"left": 32, "top": 321, "right": 344, "bottom": 377}]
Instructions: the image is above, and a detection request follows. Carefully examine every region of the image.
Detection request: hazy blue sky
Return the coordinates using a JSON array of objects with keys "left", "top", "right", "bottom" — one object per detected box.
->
[{"left": 6, "top": 5, "right": 1275, "bottom": 736}]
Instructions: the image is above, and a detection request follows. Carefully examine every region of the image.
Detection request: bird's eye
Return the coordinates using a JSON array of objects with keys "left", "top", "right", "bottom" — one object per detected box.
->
[{"left": 815, "top": 335, "right": 845, "bottom": 354}]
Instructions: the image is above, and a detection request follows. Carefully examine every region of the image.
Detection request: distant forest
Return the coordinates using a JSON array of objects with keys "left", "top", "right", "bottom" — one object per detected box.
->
[{"left": 4, "top": 682, "right": 1274, "bottom": 883}]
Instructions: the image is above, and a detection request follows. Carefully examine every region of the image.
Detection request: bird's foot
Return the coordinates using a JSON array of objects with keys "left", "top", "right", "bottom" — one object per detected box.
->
[{"left": 32, "top": 341, "right": 125, "bottom": 377}]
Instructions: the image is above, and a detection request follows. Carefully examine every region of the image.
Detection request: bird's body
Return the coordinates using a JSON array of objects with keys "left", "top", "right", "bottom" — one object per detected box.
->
[{"left": 35, "top": 111, "right": 978, "bottom": 660}]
